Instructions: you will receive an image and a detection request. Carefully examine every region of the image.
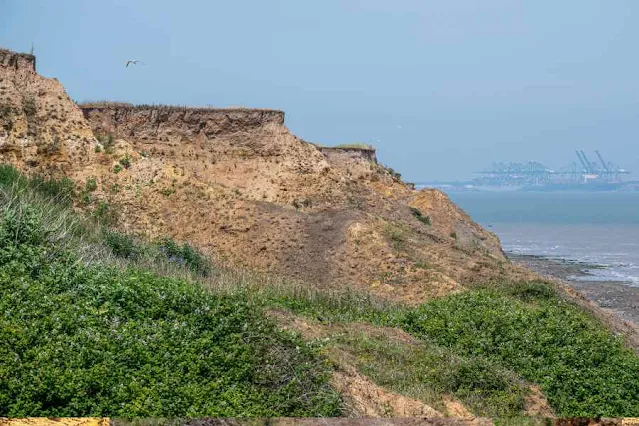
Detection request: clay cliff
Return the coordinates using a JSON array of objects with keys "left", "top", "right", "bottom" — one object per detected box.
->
[{"left": 0, "top": 49, "right": 517, "bottom": 303}]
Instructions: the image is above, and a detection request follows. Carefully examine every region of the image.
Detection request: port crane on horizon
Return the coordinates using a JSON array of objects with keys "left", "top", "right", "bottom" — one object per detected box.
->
[{"left": 474, "top": 150, "right": 630, "bottom": 186}]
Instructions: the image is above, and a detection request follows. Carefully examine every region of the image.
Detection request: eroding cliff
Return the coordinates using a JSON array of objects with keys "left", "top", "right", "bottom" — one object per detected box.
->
[
  {"left": 319, "top": 146, "right": 378, "bottom": 180},
  {"left": 0, "top": 48, "right": 96, "bottom": 173},
  {"left": 81, "top": 103, "right": 285, "bottom": 142},
  {"left": 0, "top": 48, "right": 514, "bottom": 303}
]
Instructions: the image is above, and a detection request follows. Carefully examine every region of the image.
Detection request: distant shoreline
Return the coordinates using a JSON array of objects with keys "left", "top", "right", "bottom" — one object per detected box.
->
[{"left": 509, "top": 253, "right": 639, "bottom": 324}]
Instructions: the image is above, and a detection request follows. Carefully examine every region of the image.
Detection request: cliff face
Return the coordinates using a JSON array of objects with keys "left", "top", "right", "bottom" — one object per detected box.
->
[
  {"left": 0, "top": 48, "right": 515, "bottom": 303},
  {"left": 319, "top": 146, "right": 378, "bottom": 180},
  {"left": 0, "top": 49, "right": 96, "bottom": 173},
  {"left": 81, "top": 104, "right": 285, "bottom": 142}
]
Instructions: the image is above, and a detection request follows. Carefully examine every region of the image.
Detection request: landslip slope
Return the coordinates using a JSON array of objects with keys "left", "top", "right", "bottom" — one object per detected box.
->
[{"left": 1, "top": 48, "right": 520, "bottom": 303}]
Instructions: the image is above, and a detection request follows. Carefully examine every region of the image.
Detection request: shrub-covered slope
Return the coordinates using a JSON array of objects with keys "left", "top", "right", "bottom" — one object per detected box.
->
[
  {"left": 1, "top": 168, "right": 639, "bottom": 419},
  {"left": 0, "top": 171, "right": 340, "bottom": 417}
]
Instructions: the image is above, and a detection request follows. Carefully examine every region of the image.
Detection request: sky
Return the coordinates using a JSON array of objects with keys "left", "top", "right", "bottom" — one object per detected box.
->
[{"left": 1, "top": 0, "right": 638, "bottom": 181}]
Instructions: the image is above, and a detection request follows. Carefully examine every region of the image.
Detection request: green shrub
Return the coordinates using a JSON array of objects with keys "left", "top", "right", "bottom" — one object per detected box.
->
[
  {"left": 120, "top": 155, "right": 131, "bottom": 169},
  {"left": 104, "top": 229, "right": 141, "bottom": 259},
  {"left": 402, "top": 290, "right": 639, "bottom": 417},
  {"left": 409, "top": 207, "right": 431, "bottom": 226},
  {"left": 85, "top": 177, "right": 98, "bottom": 192},
  {"left": 113, "top": 164, "right": 123, "bottom": 174},
  {"left": 0, "top": 199, "right": 340, "bottom": 418},
  {"left": 158, "top": 237, "right": 211, "bottom": 277},
  {"left": 22, "top": 96, "right": 36, "bottom": 117}
]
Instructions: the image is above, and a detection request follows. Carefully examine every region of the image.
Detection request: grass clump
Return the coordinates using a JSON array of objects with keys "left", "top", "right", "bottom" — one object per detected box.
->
[
  {"left": 410, "top": 206, "right": 431, "bottom": 226},
  {"left": 85, "top": 177, "right": 98, "bottom": 192},
  {"left": 332, "top": 330, "right": 527, "bottom": 417},
  {"left": 0, "top": 164, "right": 75, "bottom": 206}
]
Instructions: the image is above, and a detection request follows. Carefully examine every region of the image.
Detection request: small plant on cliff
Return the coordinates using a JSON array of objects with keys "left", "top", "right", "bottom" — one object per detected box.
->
[
  {"left": 93, "top": 201, "right": 116, "bottom": 225},
  {"left": 119, "top": 155, "right": 131, "bottom": 169},
  {"left": 292, "top": 198, "right": 312, "bottom": 209},
  {"left": 384, "top": 225, "right": 406, "bottom": 252},
  {"left": 410, "top": 207, "right": 431, "bottom": 226},
  {"left": 85, "top": 177, "right": 98, "bottom": 192},
  {"left": 384, "top": 166, "right": 401, "bottom": 181},
  {"left": 159, "top": 187, "right": 174, "bottom": 197},
  {"left": 96, "top": 133, "right": 115, "bottom": 152},
  {"left": 22, "top": 96, "right": 36, "bottom": 118},
  {"left": 113, "top": 164, "right": 122, "bottom": 174},
  {"left": 0, "top": 104, "right": 14, "bottom": 133}
]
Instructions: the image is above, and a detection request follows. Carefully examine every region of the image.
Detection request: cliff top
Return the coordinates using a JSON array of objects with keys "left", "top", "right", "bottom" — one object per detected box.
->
[
  {"left": 0, "top": 48, "right": 36, "bottom": 71},
  {"left": 321, "top": 143, "right": 376, "bottom": 152},
  {"left": 79, "top": 101, "right": 284, "bottom": 115}
]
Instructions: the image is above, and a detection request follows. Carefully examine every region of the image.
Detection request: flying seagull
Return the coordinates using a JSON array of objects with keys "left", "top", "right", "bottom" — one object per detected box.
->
[{"left": 125, "top": 60, "right": 144, "bottom": 67}]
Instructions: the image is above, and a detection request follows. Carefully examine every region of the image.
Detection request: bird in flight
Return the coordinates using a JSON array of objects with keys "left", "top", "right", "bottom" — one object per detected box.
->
[{"left": 125, "top": 60, "right": 144, "bottom": 67}]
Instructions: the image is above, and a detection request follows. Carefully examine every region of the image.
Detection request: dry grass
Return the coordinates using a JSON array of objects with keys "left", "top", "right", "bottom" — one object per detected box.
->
[{"left": 78, "top": 101, "right": 283, "bottom": 114}]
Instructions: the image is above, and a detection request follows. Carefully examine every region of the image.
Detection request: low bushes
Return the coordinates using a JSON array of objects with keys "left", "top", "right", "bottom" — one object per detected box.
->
[
  {"left": 402, "top": 285, "right": 639, "bottom": 417},
  {"left": 0, "top": 182, "right": 340, "bottom": 418}
]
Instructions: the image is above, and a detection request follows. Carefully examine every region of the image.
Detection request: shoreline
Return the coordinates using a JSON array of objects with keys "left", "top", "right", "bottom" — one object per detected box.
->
[{"left": 509, "top": 253, "right": 639, "bottom": 324}]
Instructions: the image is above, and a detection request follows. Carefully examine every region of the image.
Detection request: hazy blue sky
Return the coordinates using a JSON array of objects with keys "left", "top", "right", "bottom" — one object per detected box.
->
[{"left": 2, "top": 1, "right": 638, "bottom": 181}]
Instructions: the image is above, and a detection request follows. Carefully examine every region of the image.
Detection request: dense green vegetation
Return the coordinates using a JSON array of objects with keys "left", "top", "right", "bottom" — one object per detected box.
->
[
  {"left": 0, "top": 169, "right": 340, "bottom": 417},
  {"left": 403, "top": 286, "right": 639, "bottom": 417},
  {"left": 273, "top": 281, "right": 639, "bottom": 417},
  {"left": 1, "top": 165, "right": 639, "bottom": 418},
  {"left": 104, "top": 231, "right": 211, "bottom": 277}
]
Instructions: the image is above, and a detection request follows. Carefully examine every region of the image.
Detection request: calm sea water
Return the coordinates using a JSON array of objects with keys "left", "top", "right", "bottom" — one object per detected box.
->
[{"left": 445, "top": 191, "right": 639, "bottom": 284}]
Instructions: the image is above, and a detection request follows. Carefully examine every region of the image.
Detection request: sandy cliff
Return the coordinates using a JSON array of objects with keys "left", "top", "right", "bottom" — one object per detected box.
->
[
  {"left": 0, "top": 49, "right": 96, "bottom": 173},
  {"left": 0, "top": 49, "right": 516, "bottom": 303}
]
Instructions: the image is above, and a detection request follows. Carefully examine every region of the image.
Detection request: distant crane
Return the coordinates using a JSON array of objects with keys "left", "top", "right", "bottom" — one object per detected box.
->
[
  {"left": 580, "top": 150, "right": 599, "bottom": 174},
  {"left": 595, "top": 150, "right": 610, "bottom": 173},
  {"left": 575, "top": 150, "right": 590, "bottom": 173}
]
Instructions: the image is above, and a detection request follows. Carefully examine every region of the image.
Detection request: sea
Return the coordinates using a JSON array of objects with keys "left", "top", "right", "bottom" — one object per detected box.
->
[{"left": 445, "top": 191, "right": 639, "bottom": 285}]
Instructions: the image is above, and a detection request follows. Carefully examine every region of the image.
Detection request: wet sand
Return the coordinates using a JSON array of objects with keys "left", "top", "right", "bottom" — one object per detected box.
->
[{"left": 509, "top": 254, "right": 639, "bottom": 324}]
